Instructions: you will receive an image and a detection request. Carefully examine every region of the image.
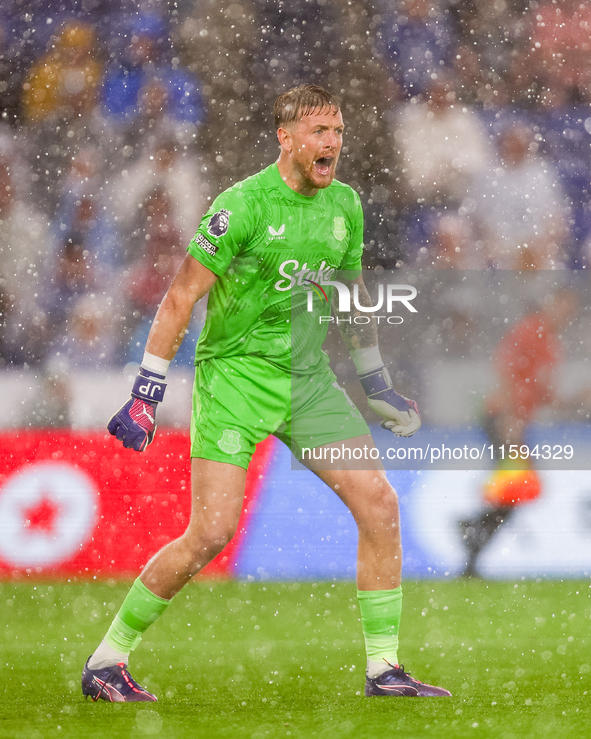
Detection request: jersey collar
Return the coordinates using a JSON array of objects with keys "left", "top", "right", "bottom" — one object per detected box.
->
[{"left": 269, "top": 162, "right": 325, "bottom": 204}]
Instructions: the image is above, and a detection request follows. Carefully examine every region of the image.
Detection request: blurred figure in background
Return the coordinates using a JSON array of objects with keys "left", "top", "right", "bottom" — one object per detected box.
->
[
  {"left": 0, "top": 143, "right": 53, "bottom": 365},
  {"left": 102, "top": 13, "right": 204, "bottom": 153},
  {"left": 111, "top": 134, "right": 208, "bottom": 251},
  {"left": 427, "top": 212, "right": 485, "bottom": 269},
  {"left": 122, "top": 187, "right": 206, "bottom": 367},
  {"left": 22, "top": 19, "right": 111, "bottom": 216},
  {"left": 0, "top": 148, "right": 49, "bottom": 297},
  {"left": 0, "top": 17, "right": 25, "bottom": 126},
  {"left": 50, "top": 292, "right": 118, "bottom": 371},
  {"left": 392, "top": 73, "right": 492, "bottom": 263},
  {"left": 393, "top": 74, "right": 492, "bottom": 210},
  {"left": 178, "top": 0, "right": 262, "bottom": 193},
  {"left": 0, "top": 279, "right": 12, "bottom": 368},
  {"left": 125, "top": 187, "right": 183, "bottom": 317},
  {"left": 53, "top": 146, "right": 121, "bottom": 284},
  {"left": 527, "top": 0, "right": 591, "bottom": 105},
  {"left": 459, "top": 289, "right": 581, "bottom": 577},
  {"left": 42, "top": 231, "right": 97, "bottom": 333},
  {"left": 180, "top": 0, "right": 393, "bottom": 205},
  {"left": 120, "top": 186, "right": 203, "bottom": 367},
  {"left": 22, "top": 20, "right": 102, "bottom": 124},
  {"left": 380, "top": 0, "right": 457, "bottom": 98},
  {"left": 19, "top": 357, "right": 72, "bottom": 428},
  {"left": 471, "top": 124, "right": 570, "bottom": 269},
  {"left": 451, "top": 0, "right": 532, "bottom": 109}
]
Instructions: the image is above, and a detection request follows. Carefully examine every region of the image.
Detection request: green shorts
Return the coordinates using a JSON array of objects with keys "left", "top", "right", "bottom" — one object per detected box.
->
[{"left": 190, "top": 355, "right": 370, "bottom": 469}]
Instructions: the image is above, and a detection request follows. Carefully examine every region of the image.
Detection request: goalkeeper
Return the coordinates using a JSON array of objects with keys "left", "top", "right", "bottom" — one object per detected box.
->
[{"left": 81, "top": 84, "right": 450, "bottom": 702}]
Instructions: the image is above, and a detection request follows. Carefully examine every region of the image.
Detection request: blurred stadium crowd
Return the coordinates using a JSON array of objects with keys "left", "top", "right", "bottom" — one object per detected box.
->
[{"left": 0, "top": 0, "right": 590, "bottom": 386}]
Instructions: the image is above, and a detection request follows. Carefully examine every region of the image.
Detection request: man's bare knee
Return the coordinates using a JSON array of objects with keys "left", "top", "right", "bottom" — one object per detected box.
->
[
  {"left": 182, "top": 523, "right": 237, "bottom": 562},
  {"left": 357, "top": 485, "right": 400, "bottom": 531}
]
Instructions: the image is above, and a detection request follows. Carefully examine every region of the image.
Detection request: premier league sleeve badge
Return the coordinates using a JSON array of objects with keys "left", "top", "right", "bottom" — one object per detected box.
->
[{"left": 207, "top": 209, "right": 231, "bottom": 237}]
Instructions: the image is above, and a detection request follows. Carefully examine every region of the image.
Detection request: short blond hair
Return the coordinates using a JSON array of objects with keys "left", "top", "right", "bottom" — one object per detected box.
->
[{"left": 273, "top": 84, "right": 340, "bottom": 129}]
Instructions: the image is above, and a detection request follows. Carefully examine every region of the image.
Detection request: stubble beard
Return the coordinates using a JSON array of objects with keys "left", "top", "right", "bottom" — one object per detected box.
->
[{"left": 294, "top": 152, "right": 338, "bottom": 192}]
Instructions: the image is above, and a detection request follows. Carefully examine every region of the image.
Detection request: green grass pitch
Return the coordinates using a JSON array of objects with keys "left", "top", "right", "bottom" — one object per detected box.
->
[{"left": 1, "top": 578, "right": 590, "bottom": 738}]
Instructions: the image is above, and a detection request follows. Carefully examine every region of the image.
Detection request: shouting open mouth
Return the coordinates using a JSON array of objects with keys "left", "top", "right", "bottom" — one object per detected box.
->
[{"left": 314, "top": 156, "right": 334, "bottom": 176}]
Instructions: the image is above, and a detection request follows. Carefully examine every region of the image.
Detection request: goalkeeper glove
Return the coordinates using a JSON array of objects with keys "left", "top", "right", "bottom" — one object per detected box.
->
[
  {"left": 359, "top": 366, "right": 421, "bottom": 437},
  {"left": 107, "top": 366, "right": 167, "bottom": 451}
]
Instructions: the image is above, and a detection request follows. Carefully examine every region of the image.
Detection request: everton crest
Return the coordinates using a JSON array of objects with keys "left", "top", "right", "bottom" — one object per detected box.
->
[
  {"left": 217, "top": 428, "right": 241, "bottom": 455},
  {"left": 333, "top": 216, "right": 346, "bottom": 242}
]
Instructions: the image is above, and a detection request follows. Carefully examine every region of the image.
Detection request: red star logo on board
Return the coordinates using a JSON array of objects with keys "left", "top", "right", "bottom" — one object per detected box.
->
[{"left": 23, "top": 495, "right": 60, "bottom": 533}]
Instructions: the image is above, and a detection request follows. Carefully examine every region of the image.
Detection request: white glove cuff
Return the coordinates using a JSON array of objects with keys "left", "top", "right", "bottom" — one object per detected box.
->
[
  {"left": 142, "top": 351, "right": 171, "bottom": 377},
  {"left": 350, "top": 346, "right": 384, "bottom": 375}
]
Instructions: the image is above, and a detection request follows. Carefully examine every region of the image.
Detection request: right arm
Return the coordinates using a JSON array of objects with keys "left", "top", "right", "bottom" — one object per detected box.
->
[
  {"left": 108, "top": 254, "right": 218, "bottom": 451},
  {"left": 111, "top": 183, "right": 252, "bottom": 451},
  {"left": 145, "top": 253, "right": 218, "bottom": 361}
]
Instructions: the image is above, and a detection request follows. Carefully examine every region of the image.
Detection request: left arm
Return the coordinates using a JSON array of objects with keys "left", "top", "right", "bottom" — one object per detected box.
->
[
  {"left": 335, "top": 275, "right": 421, "bottom": 437},
  {"left": 335, "top": 274, "right": 379, "bottom": 353}
]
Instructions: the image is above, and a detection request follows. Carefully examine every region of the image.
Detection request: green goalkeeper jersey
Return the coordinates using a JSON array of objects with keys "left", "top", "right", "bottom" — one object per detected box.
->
[{"left": 187, "top": 162, "right": 363, "bottom": 373}]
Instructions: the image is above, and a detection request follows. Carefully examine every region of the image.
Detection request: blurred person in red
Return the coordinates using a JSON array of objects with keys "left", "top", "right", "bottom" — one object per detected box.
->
[
  {"left": 459, "top": 289, "right": 580, "bottom": 577},
  {"left": 121, "top": 186, "right": 207, "bottom": 368},
  {"left": 527, "top": 0, "right": 591, "bottom": 104},
  {"left": 126, "top": 187, "right": 184, "bottom": 316},
  {"left": 118, "top": 187, "right": 186, "bottom": 363}
]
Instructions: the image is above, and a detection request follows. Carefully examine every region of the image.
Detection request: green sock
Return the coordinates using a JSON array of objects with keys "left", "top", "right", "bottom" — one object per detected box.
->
[
  {"left": 104, "top": 578, "right": 171, "bottom": 653},
  {"left": 357, "top": 586, "right": 402, "bottom": 677}
]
